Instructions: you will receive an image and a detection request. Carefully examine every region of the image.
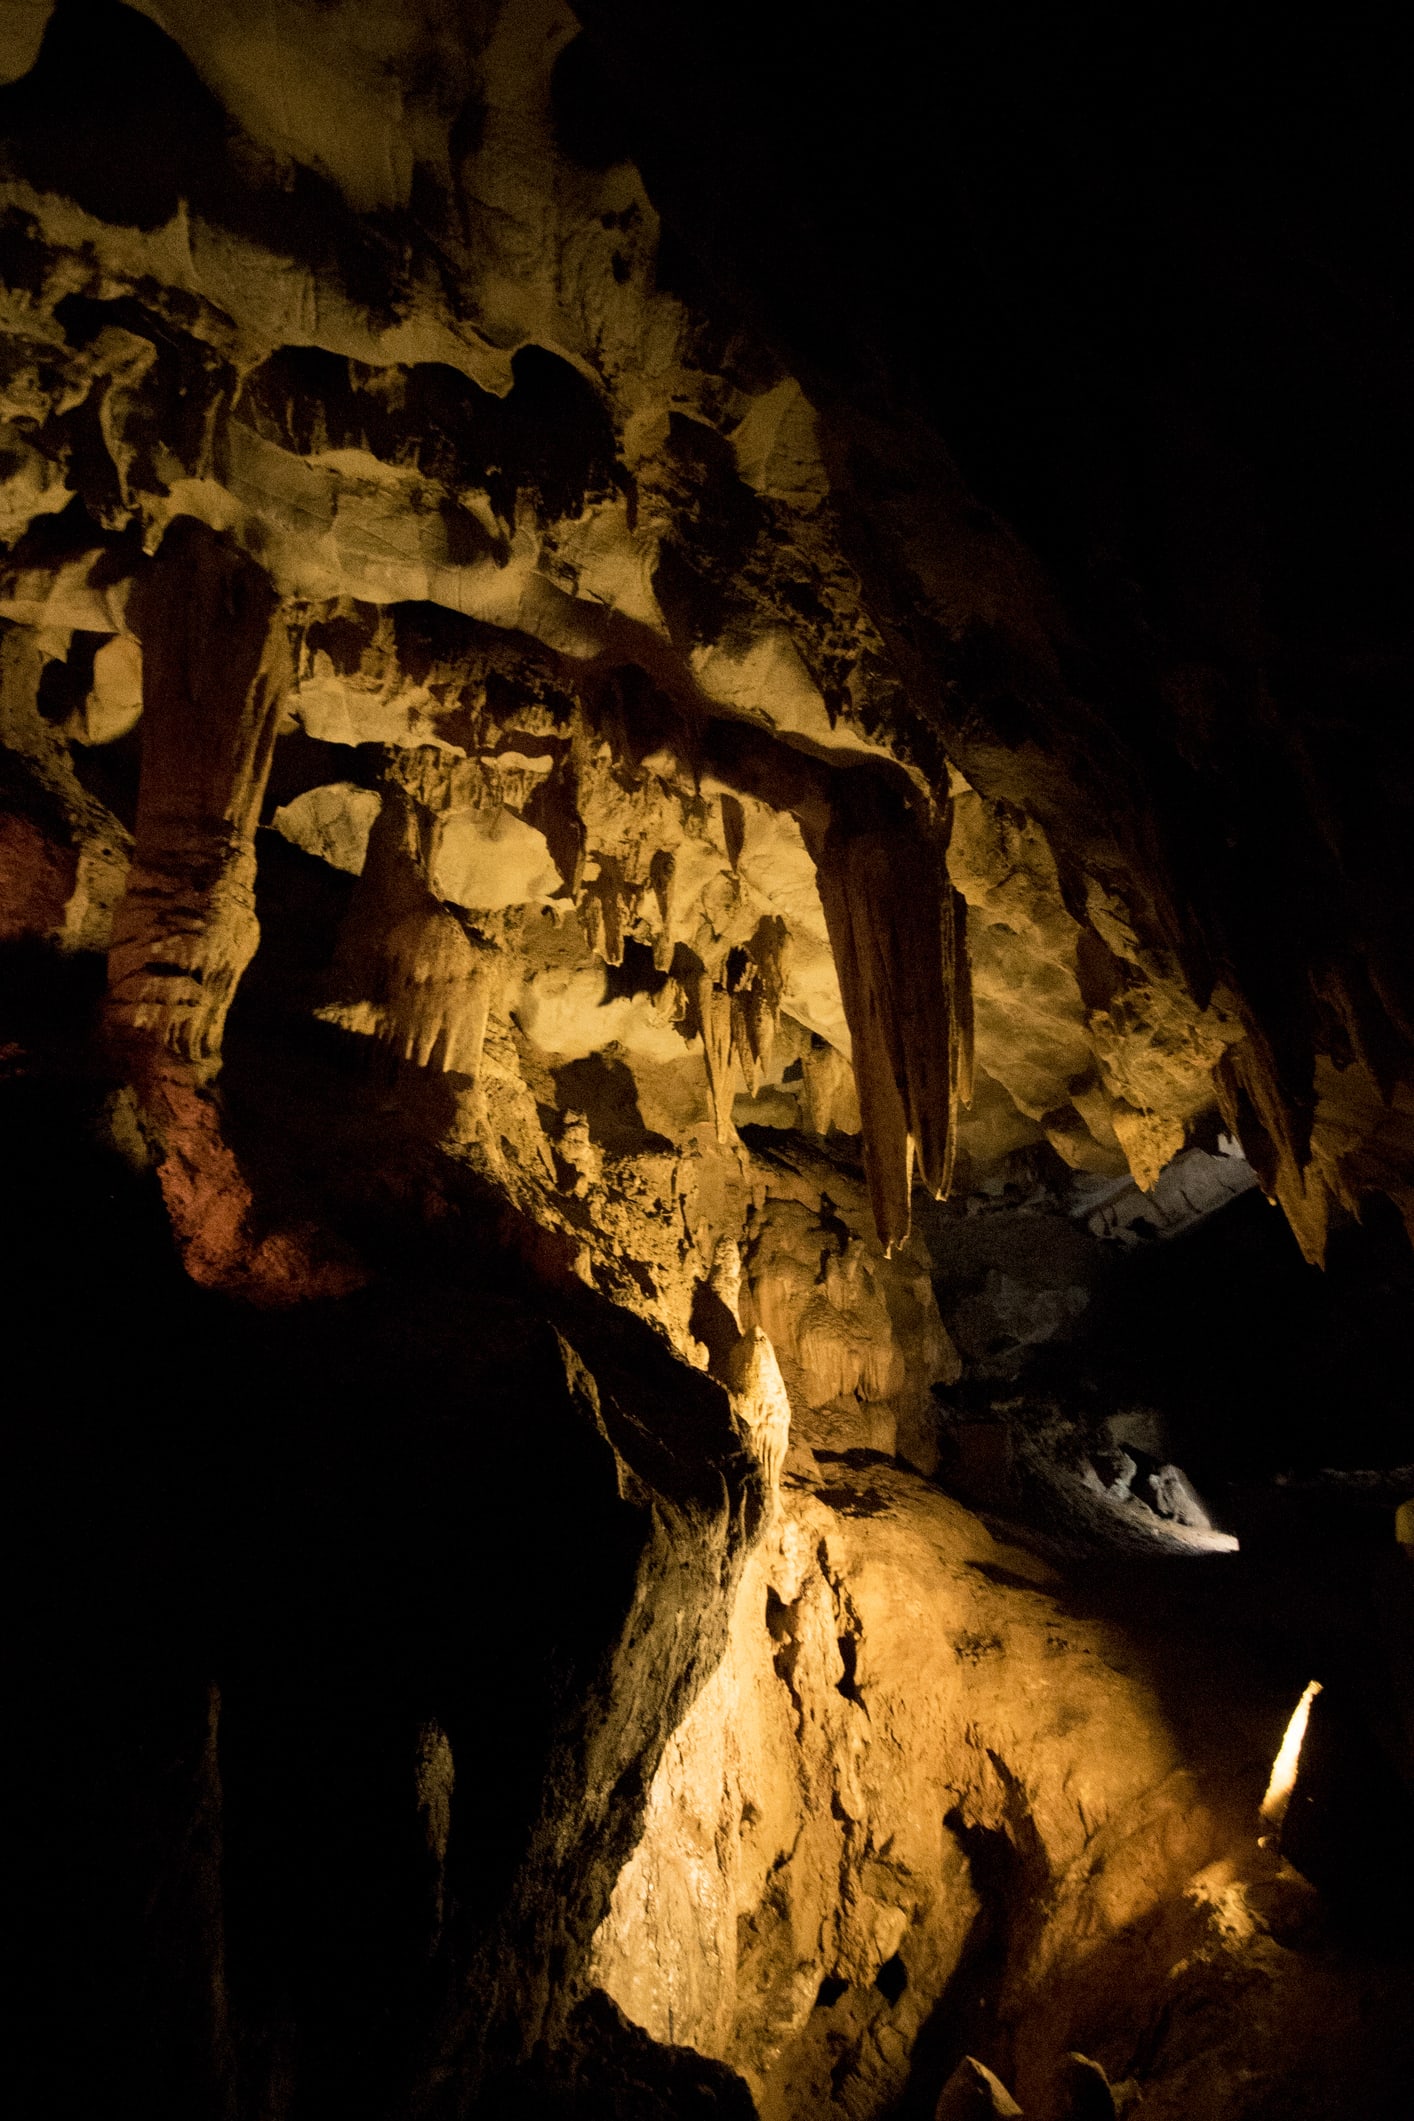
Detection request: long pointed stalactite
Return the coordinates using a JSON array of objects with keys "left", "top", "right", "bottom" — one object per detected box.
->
[
  {"left": 695, "top": 718, "right": 973, "bottom": 1247},
  {"left": 810, "top": 772, "right": 972, "bottom": 1248}
]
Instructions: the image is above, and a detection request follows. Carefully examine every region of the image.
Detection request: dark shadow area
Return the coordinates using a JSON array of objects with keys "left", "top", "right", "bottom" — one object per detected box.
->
[
  {"left": 234, "top": 343, "right": 620, "bottom": 528},
  {"left": 2, "top": 1058, "right": 710, "bottom": 2120},
  {"left": 896, "top": 1793, "right": 1048, "bottom": 2119},
  {"left": 0, "top": 928, "right": 108, "bottom": 1053},
  {"left": 260, "top": 733, "right": 384, "bottom": 826},
  {"left": 1281, "top": 1677, "right": 1414, "bottom": 1943},
  {"left": 550, "top": 33, "right": 635, "bottom": 173},
  {"left": 244, "top": 829, "right": 360, "bottom": 995},
  {"left": 1079, "top": 1188, "right": 1414, "bottom": 1487},
  {"left": 551, "top": 1052, "right": 671, "bottom": 1157},
  {"left": 0, "top": 0, "right": 416, "bottom": 317},
  {"left": 69, "top": 724, "right": 142, "bottom": 830}
]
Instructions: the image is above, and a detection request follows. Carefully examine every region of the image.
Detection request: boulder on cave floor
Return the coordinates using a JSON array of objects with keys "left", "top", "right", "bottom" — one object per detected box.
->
[{"left": 935, "top": 2055, "right": 1024, "bottom": 2119}]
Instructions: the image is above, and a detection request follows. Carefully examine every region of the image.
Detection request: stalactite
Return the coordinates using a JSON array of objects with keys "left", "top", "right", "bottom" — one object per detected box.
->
[
  {"left": 649, "top": 847, "right": 675, "bottom": 969},
  {"left": 738, "top": 913, "right": 789, "bottom": 1083},
  {"left": 318, "top": 787, "right": 502, "bottom": 1084},
  {"left": 809, "top": 777, "right": 970, "bottom": 1250},
  {"left": 386, "top": 909, "right": 500, "bottom": 1075},
  {"left": 690, "top": 969, "right": 737, "bottom": 1144},
  {"left": 729, "top": 992, "right": 762, "bottom": 1094},
  {"left": 579, "top": 852, "right": 632, "bottom": 966},
  {"left": 1216, "top": 1039, "right": 1330, "bottom": 1266},
  {"left": 322, "top": 906, "right": 500, "bottom": 1080},
  {"left": 945, "top": 878, "right": 974, "bottom": 1109}
]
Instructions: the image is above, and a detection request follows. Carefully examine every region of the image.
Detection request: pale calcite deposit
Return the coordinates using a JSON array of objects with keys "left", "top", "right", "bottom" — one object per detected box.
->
[
  {"left": 273, "top": 780, "right": 383, "bottom": 875},
  {"left": 948, "top": 778, "right": 1240, "bottom": 1194}
]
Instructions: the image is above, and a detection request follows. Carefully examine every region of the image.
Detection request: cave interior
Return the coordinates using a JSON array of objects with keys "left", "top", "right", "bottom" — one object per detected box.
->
[{"left": 3, "top": 6, "right": 1413, "bottom": 2119}]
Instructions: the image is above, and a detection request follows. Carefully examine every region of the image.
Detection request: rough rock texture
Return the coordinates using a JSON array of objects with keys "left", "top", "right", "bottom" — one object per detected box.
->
[
  {"left": 591, "top": 1453, "right": 1414, "bottom": 2121},
  {"left": 934, "top": 2058, "right": 1023, "bottom": 2121}
]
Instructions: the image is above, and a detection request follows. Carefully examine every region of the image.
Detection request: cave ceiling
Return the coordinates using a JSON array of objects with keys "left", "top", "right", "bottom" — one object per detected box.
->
[
  {"left": 4, "top": 7, "right": 1413, "bottom": 2121},
  {"left": 4, "top": 0, "right": 1412, "bottom": 1293}
]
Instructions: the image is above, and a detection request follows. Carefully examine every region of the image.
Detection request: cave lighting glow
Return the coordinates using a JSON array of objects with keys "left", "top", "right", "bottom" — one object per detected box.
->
[{"left": 1260, "top": 1680, "right": 1322, "bottom": 1824}]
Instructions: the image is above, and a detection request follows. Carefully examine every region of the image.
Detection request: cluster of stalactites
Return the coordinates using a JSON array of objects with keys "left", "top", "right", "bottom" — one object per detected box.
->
[
  {"left": 587, "top": 912, "right": 790, "bottom": 1146},
  {"left": 682, "top": 915, "right": 790, "bottom": 1143},
  {"left": 571, "top": 746, "right": 975, "bottom": 1242},
  {"left": 317, "top": 779, "right": 503, "bottom": 1083}
]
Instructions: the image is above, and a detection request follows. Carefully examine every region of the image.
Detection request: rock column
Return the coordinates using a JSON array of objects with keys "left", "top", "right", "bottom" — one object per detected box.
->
[
  {"left": 107, "top": 517, "right": 289, "bottom": 1071},
  {"left": 106, "top": 517, "right": 357, "bottom": 1300}
]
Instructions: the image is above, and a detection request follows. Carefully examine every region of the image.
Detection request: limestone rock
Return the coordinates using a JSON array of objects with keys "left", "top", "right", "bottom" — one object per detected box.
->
[
  {"left": 739, "top": 1192, "right": 959, "bottom": 1463},
  {"left": 272, "top": 781, "right": 382, "bottom": 875},
  {"left": 76, "top": 635, "right": 143, "bottom": 747},
  {"left": 1142, "top": 1463, "right": 1212, "bottom": 1532},
  {"left": 1091, "top": 1448, "right": 1137, "bottom": 1502},
  {"left": 935, "top": 2056, "right": 1024, "bottom": 2119},
  {"left": 590, "top": 1457, "right": 1223, "bottom": 2117},
  {"left": 0, "top": 626, "right": 131, "bottom": 951},
  {"left": 1056, "top": 2052, "right": 1116, "bottom": 2120},
  {"left": 2, "top": 9, "right": 1413, "bottom": 2119},
  {"left": 1398, "top": 1497, "right": 1414, "bottom": 1561},
  {"left": 430, "top": 802, "right": 563, "bottom": 911}
]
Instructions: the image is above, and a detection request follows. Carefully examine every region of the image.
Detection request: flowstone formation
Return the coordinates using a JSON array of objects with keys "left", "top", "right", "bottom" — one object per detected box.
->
[{"left": 4, "top": 7, "right": 1413, "bottom": 2121}]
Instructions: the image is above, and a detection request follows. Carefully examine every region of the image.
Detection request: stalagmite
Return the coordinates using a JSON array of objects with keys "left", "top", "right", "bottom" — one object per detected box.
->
[
  {"left": 799, "top": 1037, "right": 857, "bottom": 1138},
  {"left": 724, "top": 1324, "right": 792, "bottom": 1494},
  {"left": 708, "top": 1235, "right": 744, "bottom": 1326},
  {"left": 558, "top": 1110, "right": 601, "bottom": 1197},
  {"left": 96, "top": 519, "right": 361, "bottom": 1300}
]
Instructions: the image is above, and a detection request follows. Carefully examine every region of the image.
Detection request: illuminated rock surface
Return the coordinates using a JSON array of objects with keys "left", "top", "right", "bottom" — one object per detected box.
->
[{"left": 3, "top": 5, "right": 1413, "bottom": 2118}]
